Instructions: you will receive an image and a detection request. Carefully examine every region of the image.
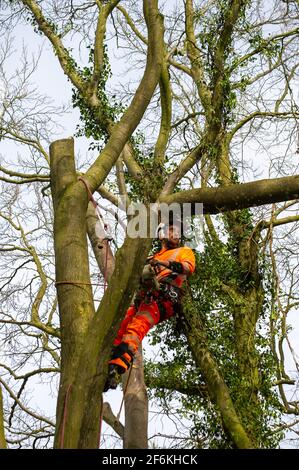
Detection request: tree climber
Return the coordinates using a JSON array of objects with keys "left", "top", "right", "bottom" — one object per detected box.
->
[{"left": 104, "top": 221, "right": 196, "bottom": 392}]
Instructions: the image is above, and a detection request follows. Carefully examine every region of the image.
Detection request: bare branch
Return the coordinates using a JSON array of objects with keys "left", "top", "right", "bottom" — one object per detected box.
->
[{"left": 0, "top": 377, "right": 55, "bottom": 428}]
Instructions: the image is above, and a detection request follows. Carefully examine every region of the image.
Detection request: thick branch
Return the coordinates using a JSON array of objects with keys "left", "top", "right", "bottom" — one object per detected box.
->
[
  {"left": 0, "top": 318, "right": 60, "bottom": 338},
  {"left": 185, "top": 0, "right": 211, "bottom": 113},
  {"left": 0, "top": 164, "right": 49, "bottom": 180},
  {"left": 121, "top": 144, "right": 143, "bottom": 179},
  {"left": 0, "top": 176, "right": 49, "bottom": 185},
  {"left": 212, "top": 0, "right": 248, "bottom": 116},
  {"left": 161, "top": 143, "right": 204, "bottom": 196},
  {"left": 0, "top": 364, "right": 59, "bottom": 380},
  {"left": 84, "top": 0, "right": 164, "bottom": 192},
  {"left": 160, "top": 175, "right": 299, "bottom": 214},
  {"left": 96, "top": 185, "right": 120, "bottom": 207},
  {"left": 116, "top": 5, "right": 148, "bottom": 45},
  {"left": 102, "top": 402, "right": 124, "bottom": 439},
  {"left": 154, "top": 56, "right": 172, "bottom": 166},
  {"left": 86, "top": 202, "right": 115, "bottom": 281},
  {"left": 124, "top": 347, "right": 148, "bottom": 449},
  {"left": 260, "top": 214, "right": 299, "bottom": 230},
  {"left": 183, "top": 297, "right": 254, "bottom": 448},
  {"left": 89, "top": 0, "right": 121, "bottom": 102}
]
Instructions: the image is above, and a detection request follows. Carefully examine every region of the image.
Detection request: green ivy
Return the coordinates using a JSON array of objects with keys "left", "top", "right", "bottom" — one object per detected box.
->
[{"left": 72, "top": 44, "right": 125, "bottom": 150}]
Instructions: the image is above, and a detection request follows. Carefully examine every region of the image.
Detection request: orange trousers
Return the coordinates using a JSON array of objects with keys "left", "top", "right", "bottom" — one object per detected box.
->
[{"left": 113, "top": 297, "right": 175, "bottom": 355}]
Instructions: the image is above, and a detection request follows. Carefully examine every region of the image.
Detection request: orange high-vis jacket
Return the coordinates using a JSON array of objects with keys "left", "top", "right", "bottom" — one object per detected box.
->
[{"left": 151, "top": 245, "right": 196, "bottom": 288}]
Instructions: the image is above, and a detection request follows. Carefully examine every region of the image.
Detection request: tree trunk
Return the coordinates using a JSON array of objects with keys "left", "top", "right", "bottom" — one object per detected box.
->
[
  {"left": 183, "top": 295, "right": 254, "bottom": 449},
  {"left": 124, "top": 346, "right": 148, "bottom": 449},
  {"left": 73, "top": 235, "right": 152, "bottom": 448},
  {"left": 233, "top": 289, "right": 263, "bottom": 443},
  {"left": 86, "top": 204, "right": 149, "bottom": 449},
  {"left": 50, "top": 138, "right": 153, "bottom": 448},
  {"left": 212, "top": 136, "right": 266, "bottom": 446},
  {"left": 231, "top": 234, "right": 265, "bottom": 445},
  {"left": 50, "top": 139, "right": 95, "bottom": 448}
]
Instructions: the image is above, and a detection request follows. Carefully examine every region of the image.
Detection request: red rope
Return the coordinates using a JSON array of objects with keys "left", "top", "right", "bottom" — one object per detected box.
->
[
  {"left": 103, "top": 240, "right": 109, "bottom": 291},
  {"left": 78, "top": 176, "right": 97, "bottom": 209},
  {"left": 78, "top": 176, "right": 107, "bottom": 227},
  {"left": 60, "top": 383, "right": 72, "bottom": 449}
]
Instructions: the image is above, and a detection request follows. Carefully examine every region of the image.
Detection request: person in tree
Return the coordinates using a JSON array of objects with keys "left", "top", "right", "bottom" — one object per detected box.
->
[{"left": 104, "top": 220, "right": 196, "bottom": 391}]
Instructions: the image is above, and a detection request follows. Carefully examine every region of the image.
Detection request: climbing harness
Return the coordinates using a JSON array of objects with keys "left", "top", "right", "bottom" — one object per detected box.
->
[{"left": 159, "top": 282, "right": 181, "bottom": 302}]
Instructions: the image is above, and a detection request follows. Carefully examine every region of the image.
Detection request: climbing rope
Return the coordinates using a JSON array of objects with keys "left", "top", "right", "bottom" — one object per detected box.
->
[
  {"left": 78, "top": 176, "right": 112, "bottom": 237},
  {"left": 78, "top": 175, "right": 112, "bottom": 291},
  {"left": 55, "top": 176, "right": 112, "bottom": 290},
  {"left": 117, "top": 359, "right": 134, "bottom": 422}
]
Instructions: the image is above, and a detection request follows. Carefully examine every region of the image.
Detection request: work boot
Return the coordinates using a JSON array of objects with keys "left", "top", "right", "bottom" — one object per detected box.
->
[
  {"left": 103, "top": 364, "right": 120, "bottom": 392},
  {"left": 103, "top": 343, "right": 134, "bottom": 392},
  {"left": 109, "top": 342, "right": 134, "bottom": 373}
]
